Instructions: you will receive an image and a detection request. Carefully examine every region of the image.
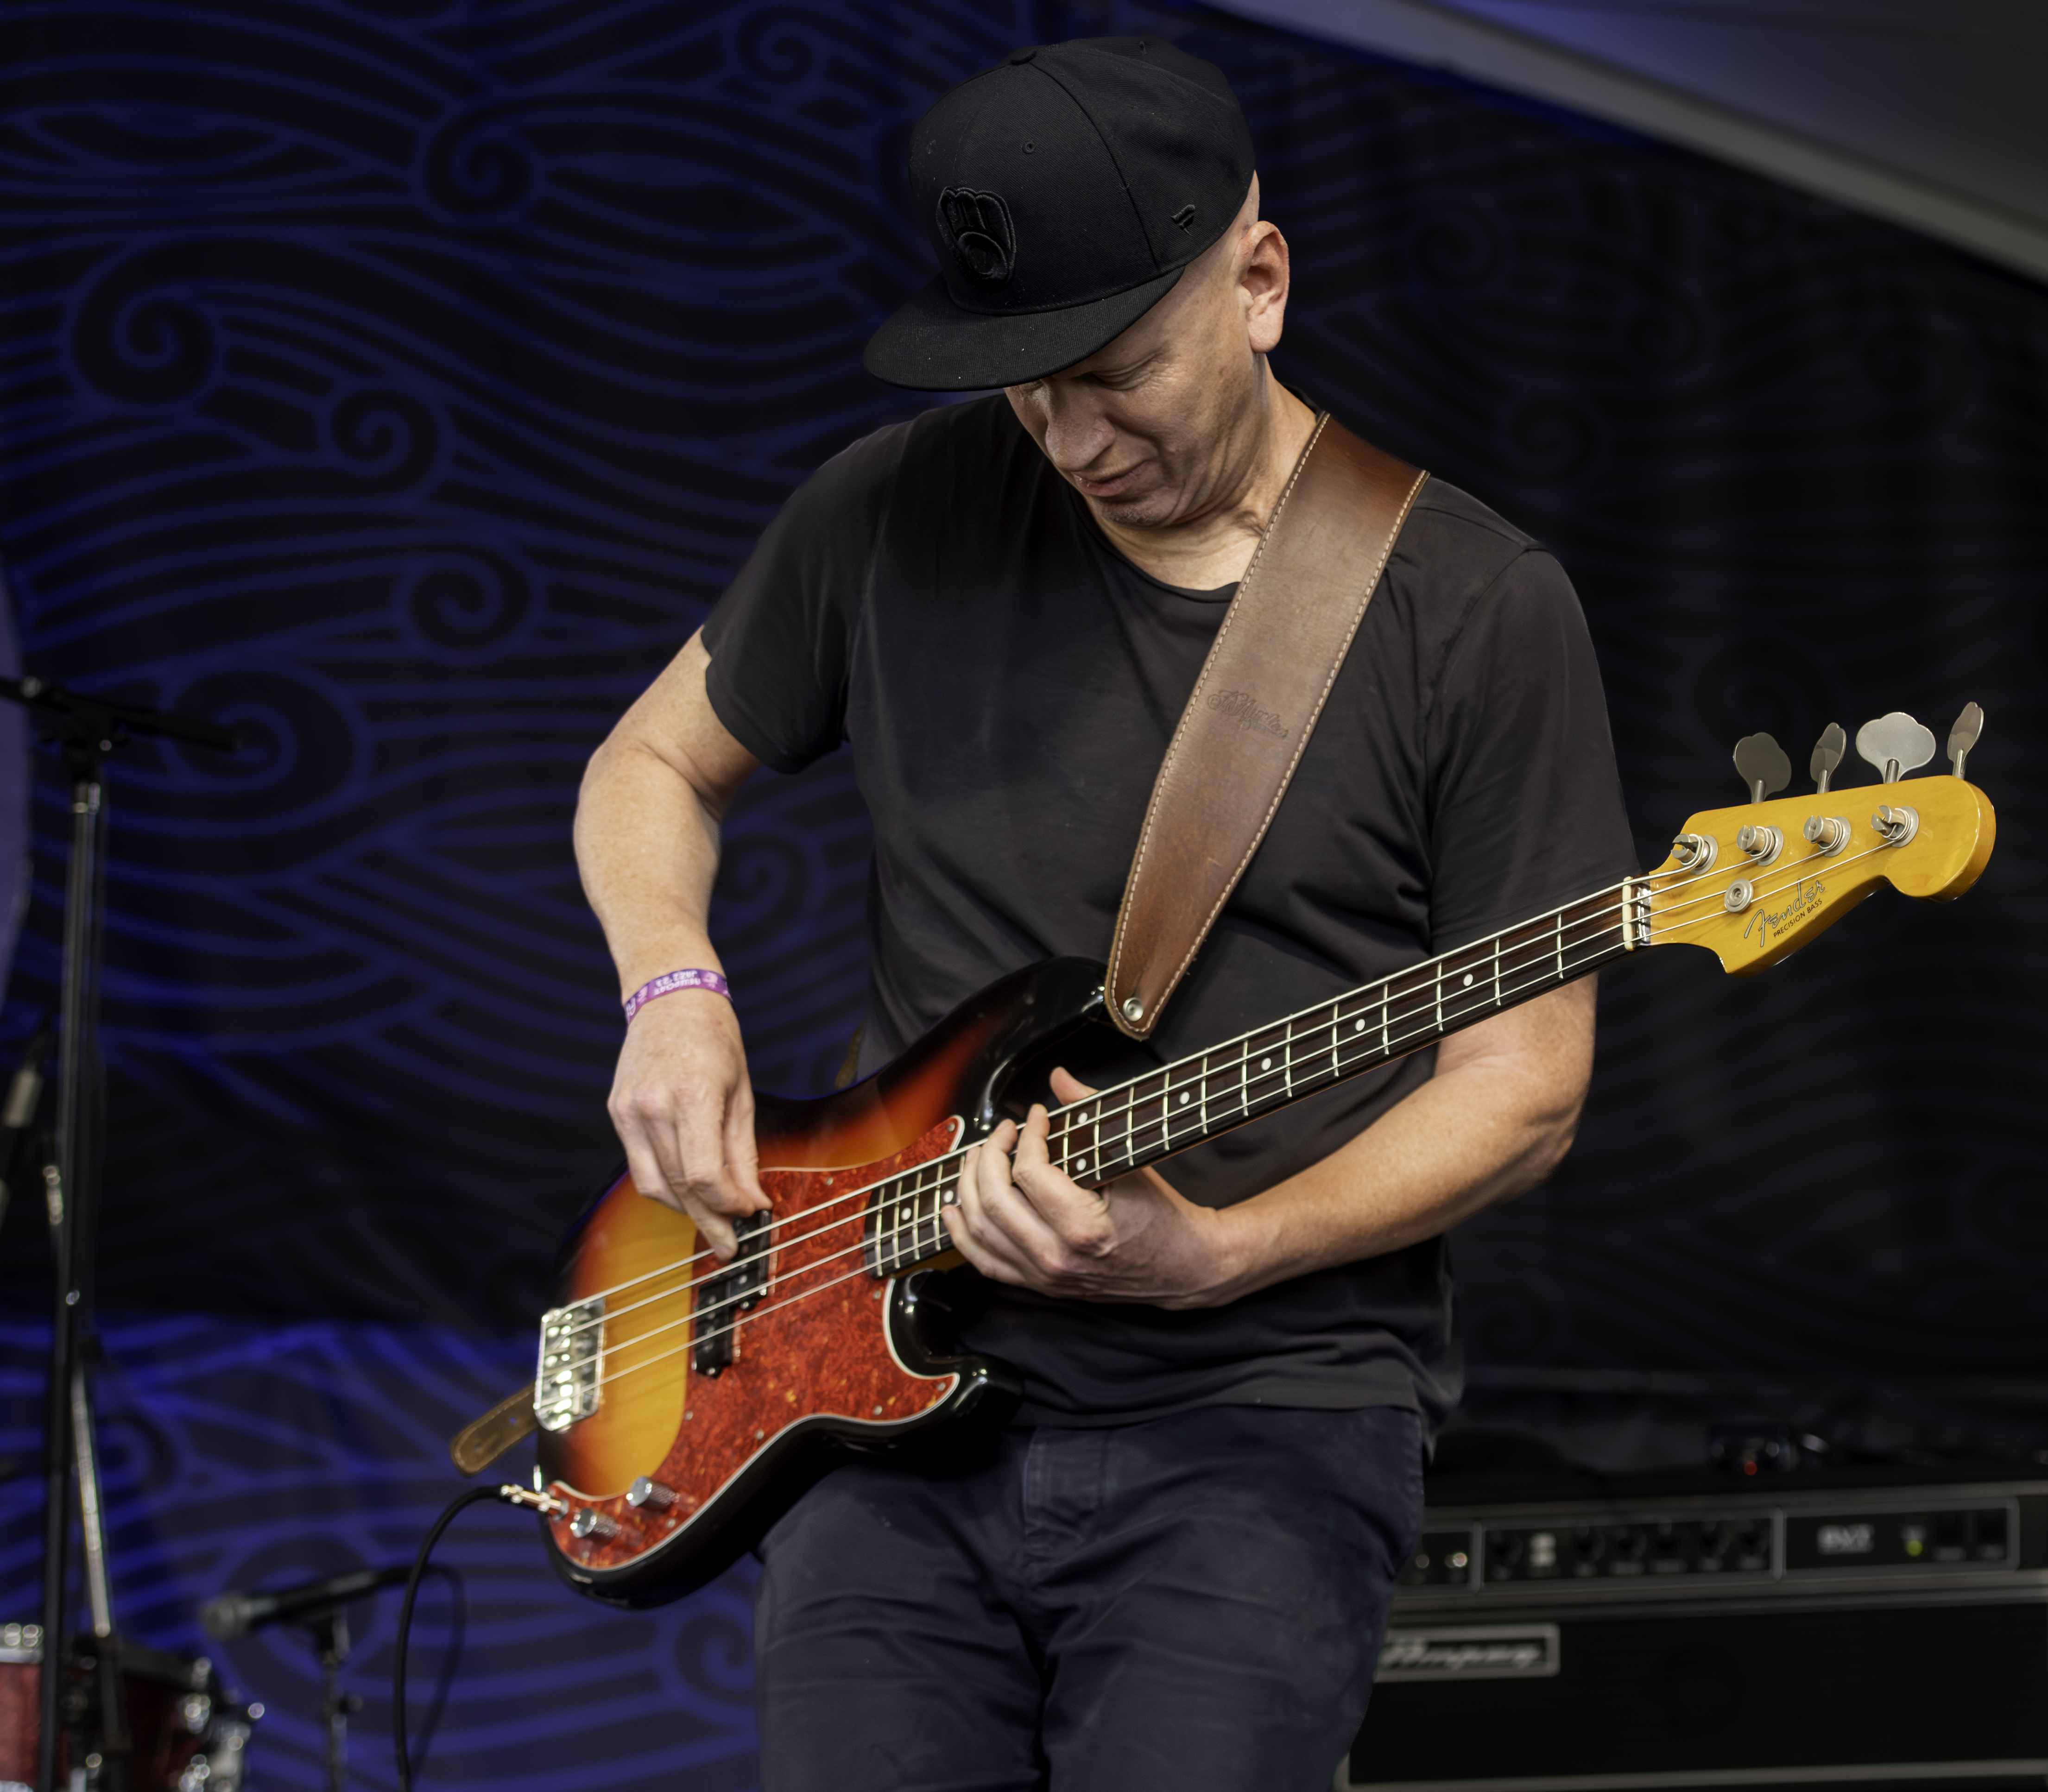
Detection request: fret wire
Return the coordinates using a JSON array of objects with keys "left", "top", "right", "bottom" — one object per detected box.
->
[
  {"left": 1144, "top": 936, "right": 1611, "bottom": 1165},
  {"left": 901, "top": 1174, "right": 920, "bottom": 1271},
  {"left": 917, "top": 1162, "right": 933, "bottom": 1265},
  {"left": 894, "top": 905, "right": 1632, "bottom": 1199},
  {"left": 1084, "top": 927, "right": 1627, "bottom": 1179}
]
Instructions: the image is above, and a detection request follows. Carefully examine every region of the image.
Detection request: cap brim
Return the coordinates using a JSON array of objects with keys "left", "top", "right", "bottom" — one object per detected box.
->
[{"left": 863, "top": 268, "right": 1186, "bottom": 391}]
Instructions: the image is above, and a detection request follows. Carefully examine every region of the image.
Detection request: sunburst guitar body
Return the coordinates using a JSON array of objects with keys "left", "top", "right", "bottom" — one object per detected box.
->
[{"left": 531, "top": 958, "right": 1109, "bottom": 1606}]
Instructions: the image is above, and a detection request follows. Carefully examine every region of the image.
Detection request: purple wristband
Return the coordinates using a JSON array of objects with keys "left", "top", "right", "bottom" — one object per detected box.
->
[{"left": 623, "top": 967, "right": 731, "bottom": 1023}]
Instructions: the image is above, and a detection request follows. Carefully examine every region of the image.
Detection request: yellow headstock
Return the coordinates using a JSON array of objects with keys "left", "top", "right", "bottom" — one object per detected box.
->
[{"left": 1634, "top": 776, "right": 1995, "bottom": 976}]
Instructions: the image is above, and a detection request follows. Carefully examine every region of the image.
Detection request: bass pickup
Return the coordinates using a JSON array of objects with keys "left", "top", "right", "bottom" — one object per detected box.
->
[{"left": 692, "top": 1210, "right": 770, "bottom": 1377}]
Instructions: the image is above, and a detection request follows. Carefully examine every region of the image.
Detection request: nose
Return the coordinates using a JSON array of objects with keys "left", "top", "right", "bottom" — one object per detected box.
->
[{"left": 1036, "top": 383, "right": 1116, "bottom": 475}]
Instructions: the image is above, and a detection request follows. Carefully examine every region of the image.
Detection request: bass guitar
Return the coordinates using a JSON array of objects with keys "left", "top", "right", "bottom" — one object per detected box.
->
[{"left": 453, "top": 718, "right": 1993, "bottom": 1608}]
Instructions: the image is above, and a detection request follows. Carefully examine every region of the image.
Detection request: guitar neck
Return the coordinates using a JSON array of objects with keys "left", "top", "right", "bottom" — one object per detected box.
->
[{"left": 867, "top": 879, "right": 1637, "bottom": 1277}]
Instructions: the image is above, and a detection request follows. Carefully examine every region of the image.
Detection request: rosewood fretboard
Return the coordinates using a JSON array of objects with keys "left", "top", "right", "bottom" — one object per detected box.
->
[{"left": 861, "top": 882, "right": 1639, "bottom": 1276}]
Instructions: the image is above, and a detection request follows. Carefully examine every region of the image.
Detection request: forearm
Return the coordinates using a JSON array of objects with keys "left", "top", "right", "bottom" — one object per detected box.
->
[
  {"left": 1200, "top": 977, "right": 1598, "bottom": 1302},
  {"left": 576, "top": 738, "right": 724, "bottom": 992},
  {"left": 952, "top": 978, "right": 1598, "bottom": 1310},
  {"left": 574, "top": 632, "right": 755, "bottom": 995},
  {"left": 578, "top": 631, "right": 768, "bottom": 1246}
]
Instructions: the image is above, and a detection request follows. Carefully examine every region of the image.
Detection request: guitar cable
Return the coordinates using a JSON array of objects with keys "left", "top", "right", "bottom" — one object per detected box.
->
[{"left": 393, "top": 1481, "right": 565, "bottom": 1792}]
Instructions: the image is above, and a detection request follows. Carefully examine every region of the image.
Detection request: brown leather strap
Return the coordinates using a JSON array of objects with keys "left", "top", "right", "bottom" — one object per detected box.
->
[
  {"left": 449, "top": 1383, "right": 540, "bottom": 1476},
  {"left": 1106, "top": 415, "right": 1427, "bottom": 1040}
]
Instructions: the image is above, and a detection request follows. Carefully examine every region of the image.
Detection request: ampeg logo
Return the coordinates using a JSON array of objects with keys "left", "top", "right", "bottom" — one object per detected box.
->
[
  {"left": 936, "top": 188, "right": 1016, "bottom": 288},
  {"left": 1377, "top": 1624, "right": 1561, "bottom": 1683}
]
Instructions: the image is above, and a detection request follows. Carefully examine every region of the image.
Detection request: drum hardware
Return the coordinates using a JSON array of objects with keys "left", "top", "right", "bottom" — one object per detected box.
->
[
  {"left": 0, "top": 674, "right": 238, "bottom": 1792},
  {"left": 0, "top": 1624, "right": 259, "bottom": 1792}
]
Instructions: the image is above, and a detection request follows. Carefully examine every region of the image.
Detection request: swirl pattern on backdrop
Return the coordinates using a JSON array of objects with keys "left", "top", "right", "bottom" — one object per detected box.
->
[
  {"left": 0, "top": 4, "right": 2043, "bottom": 1781},
  {"left": 0, "top": 0, "right": 2040, "bottom": 1388}
]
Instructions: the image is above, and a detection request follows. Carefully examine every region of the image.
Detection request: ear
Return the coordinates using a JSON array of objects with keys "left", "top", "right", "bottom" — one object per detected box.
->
[{"left": 1241, "top": 221, "right": 1290, "bottom": 357}]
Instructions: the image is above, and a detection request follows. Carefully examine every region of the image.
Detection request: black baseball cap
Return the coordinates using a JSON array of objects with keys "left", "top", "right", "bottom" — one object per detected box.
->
[{"left": 864, "top": 38, "right": 1256, "bottom": 391}]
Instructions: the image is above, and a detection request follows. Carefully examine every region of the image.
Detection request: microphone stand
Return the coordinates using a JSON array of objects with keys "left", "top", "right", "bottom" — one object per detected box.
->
[
  {"left": 202, "top": 1564, "right": 415, "bottom": 1792},
  {"left": 1, "top": 675, "right": 238, "bottom": 1792}
]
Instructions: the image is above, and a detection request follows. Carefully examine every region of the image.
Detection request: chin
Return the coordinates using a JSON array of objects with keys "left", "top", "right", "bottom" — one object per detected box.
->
[{"left": 1090, "top": 489, "right": 1179, "bottom": 529}]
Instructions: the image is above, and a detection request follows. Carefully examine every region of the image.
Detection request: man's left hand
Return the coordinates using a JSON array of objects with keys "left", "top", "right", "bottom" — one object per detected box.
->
[{"left": 943, "top": 1068, "right": 1251, "bottom": 1309}]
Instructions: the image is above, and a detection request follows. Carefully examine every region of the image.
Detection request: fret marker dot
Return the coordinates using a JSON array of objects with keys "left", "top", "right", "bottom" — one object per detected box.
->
[
  {"left": 1463, "top": 973, "right": 1473, "bottom": 987},
  {"left": 1355, "top": 1019, "right": 1365, "bottom": 1031},
  {"left": 1076, "top": 1156, "right": 1088, "bottom": 1171},
  {"left": 1260, "top": 1056, "right": 1271, "bottom": 1071},
  {"left": 1179, "top": 1092, "right": 1189, "bottom": 1104}
]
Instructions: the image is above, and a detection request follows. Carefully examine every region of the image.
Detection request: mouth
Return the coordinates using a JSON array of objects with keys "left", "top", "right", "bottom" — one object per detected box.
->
[{"left": 1069, "top": 464, "right": 1146, "bottom": 499}]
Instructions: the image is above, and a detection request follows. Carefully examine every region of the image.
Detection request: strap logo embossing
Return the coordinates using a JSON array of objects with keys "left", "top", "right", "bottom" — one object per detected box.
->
[{"left": 1205, "top": 688, "right": 1287, "bottom": 739}]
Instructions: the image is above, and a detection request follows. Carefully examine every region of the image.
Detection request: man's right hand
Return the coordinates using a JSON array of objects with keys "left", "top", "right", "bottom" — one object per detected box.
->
[{"left": 607, "top": 989, "right": 768, "bottom": 1260}]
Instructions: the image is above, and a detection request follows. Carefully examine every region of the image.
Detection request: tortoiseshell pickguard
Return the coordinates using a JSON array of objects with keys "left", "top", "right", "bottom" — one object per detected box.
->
[{"left": 546, "top": 1117, "right": 962, "bottom": 1575}]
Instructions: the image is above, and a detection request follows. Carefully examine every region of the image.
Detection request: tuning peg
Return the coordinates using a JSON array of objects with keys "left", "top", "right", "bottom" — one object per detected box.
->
[
  {"left": 1855, "top": 711, "right": 1936, "bottom": 786},
  {"left": 1732, "top": 732, "right": 1791, "bottom": 805},
  {"left": 1808, "top": 722, "right": 1846, "bottom": 794},
  {"left": 1946, "top": 702, "right": 1983, "bottom": 780}
]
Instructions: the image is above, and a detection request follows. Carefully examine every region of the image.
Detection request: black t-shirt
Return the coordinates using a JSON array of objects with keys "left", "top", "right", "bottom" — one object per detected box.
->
[{"left": 703, "top": 395, "right": 1634, "bottom": 1432}]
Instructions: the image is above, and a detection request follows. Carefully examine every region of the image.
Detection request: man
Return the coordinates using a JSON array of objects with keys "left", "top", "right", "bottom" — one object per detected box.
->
[{"left": 575, "top": 36, "right": 1634, "bottom": 1792}]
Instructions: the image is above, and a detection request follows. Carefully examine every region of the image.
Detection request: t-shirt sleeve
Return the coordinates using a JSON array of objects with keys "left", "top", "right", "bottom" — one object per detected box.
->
[
  {"left": 700, "top": 426, "right": 905, "bottom": 773},
  {"left": 1424, "top": 547, "right": 1637, "bottom": 952}
]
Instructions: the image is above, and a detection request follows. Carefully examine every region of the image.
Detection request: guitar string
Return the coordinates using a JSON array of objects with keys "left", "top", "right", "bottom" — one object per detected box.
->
[
  {"left": 549, "top": 832, "right": 1884, "bottom": 1357},
  {"left": 582, "top": 927, "right": 1629, "bottom": 1406},
  {"left": 579, "top": 924, "right": 1638, "bottom": 1390},
  {"left": 556, "top": 874, "right": 1650, "bottom": 1320},
  {"left": 566, "top": 809, "right": 1898, "bottom": 1315},
  {"left": 577, "top": 827, "right": 1899, "bottom": 1383},
  {"left": 557, "top": 901, "right": 1634, "bottom": 1347},
  {"left": 1627, "top": 841, "right": 1890, "bottom": 943},
  {"left": 1622, "top": 839, "right": 1878, "bottom": 926},
  {"left": 588, "top": 928, "right": 1631, "bottom": 1386},
  {"left": 548, "top": 890, "right": 1645, "bottom": 1341}
]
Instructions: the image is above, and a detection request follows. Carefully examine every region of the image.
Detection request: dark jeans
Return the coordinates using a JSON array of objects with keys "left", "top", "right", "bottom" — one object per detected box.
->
[{"left": 755, "top": 1402, "right": 1424, "bottom": 1792}]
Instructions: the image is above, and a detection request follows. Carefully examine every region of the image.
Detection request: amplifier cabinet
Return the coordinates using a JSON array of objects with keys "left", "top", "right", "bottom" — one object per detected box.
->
[{"left": 1344, "top": 1477, "right": 2048, "bottom": 1792}]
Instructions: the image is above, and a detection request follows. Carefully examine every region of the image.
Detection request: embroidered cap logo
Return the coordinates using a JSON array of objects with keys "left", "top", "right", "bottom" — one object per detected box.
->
[{"left": 937, "top": 187, "right": 1017, "bottom": 288}]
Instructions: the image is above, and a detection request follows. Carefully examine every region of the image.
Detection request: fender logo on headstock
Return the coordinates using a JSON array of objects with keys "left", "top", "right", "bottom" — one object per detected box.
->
[{"left": 1743, "top": 877, "right": 1825, "bottom": 952}]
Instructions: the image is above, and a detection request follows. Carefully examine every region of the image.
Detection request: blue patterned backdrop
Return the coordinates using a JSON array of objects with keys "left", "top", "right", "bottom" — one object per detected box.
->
[{"left": 1, "top": 0, "right": 2044, "bottom": 1786}]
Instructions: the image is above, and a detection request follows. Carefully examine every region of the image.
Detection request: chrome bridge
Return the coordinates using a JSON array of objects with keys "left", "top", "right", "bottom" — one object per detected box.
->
[{"left": 535, "top": 1297, "right": 604, "bottom": 1432}]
